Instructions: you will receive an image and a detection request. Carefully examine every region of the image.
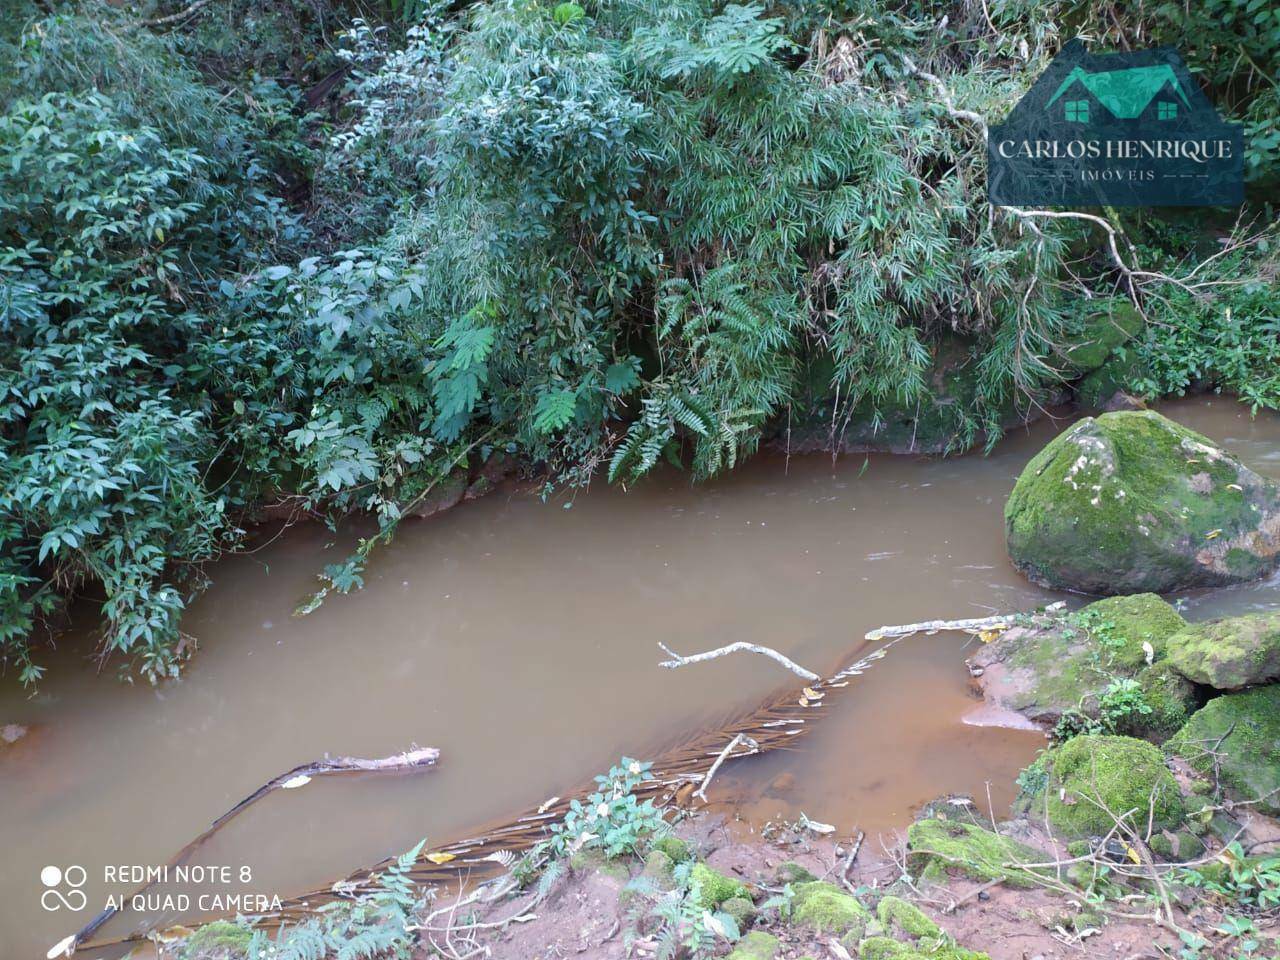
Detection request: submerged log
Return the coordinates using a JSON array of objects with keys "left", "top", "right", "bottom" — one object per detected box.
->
[{"left": 58, "top": 747, "right": 439, "bottom": 958}]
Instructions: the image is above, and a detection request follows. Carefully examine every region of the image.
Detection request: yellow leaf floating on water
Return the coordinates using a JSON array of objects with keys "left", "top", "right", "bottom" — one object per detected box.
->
[{"left": 426, "top": 852, "right": 456, "bottom": 864}]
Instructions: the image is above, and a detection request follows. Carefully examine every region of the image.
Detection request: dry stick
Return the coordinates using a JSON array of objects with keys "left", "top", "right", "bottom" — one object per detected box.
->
[
  {"left": 60, "top": 747, "right": 439, "bottom": 956},
  {"left": 863, "top": 615, "right": 1016, "bottom": 641},
  {"left": 693, "top": 733, "right": 758, "bottom": 802},
  {"left": 840, "top": 831, "right": 865, "bottom": 894},
  {"left": 141, "top": 0, "right": 212, "bottom": 26},
  {"left": 657, "top": 640, "right": 819, "bottom": 681}
]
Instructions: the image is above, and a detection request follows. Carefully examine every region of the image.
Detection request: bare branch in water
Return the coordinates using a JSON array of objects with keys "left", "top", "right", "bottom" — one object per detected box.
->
[
  {"left": 658, "top": 640, "right": 819, "bottom": 680},
  {"left": 864, "top": 615, "right": 1017, "bottom": 641},
  {"left": 694, "top": 733, "right": 759, "bottom": 803}
]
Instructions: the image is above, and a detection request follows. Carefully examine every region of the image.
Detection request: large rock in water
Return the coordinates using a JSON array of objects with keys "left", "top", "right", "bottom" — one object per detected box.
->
[
  {"left": 1166, "top": 611, "right": 1280, "bottom": 690},
  {"left": 1005, "top": 410, "right": 1280, "bottom": 594}
]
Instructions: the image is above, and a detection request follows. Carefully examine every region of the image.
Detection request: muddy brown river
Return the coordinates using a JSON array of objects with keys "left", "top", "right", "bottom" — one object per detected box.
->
[{"left": 4, "top": 398, "right": 1280, "bottom": 956}]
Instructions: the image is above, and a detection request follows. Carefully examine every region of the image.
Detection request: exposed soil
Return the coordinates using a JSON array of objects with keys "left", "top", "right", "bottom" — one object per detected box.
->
[{"left": 415, "top": 809, "right": 1280, "bottom": 960}]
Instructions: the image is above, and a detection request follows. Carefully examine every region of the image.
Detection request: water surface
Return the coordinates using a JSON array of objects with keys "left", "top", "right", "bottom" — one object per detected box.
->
[{"left": 3, "top": 397, "right": 1278, "bottom": 956}]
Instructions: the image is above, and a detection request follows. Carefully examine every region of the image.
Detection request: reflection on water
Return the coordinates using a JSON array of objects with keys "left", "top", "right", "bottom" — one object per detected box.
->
[{"left": 2, "top": 397, "right": 1278, "bottom": 954}]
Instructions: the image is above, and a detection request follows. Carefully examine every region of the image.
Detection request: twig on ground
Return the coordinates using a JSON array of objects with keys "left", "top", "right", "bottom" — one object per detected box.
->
[{"left": 840, "top": 831, "right": 865, "bottom": 894}]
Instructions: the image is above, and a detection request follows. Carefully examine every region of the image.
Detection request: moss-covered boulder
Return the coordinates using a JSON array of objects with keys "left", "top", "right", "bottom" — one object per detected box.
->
[
  {"left": 876, "top": 897, "right": 941, "bottom": 940},
  {"left": 568, "top": 848, "right": 630, "bottom": 882},
  {"left": 905, "top": 818, "right": 1047, "bottom": 888},
  {"left": 642, "top": 849, "right": 676, "bottom": 886},
  {"left": 791, "top": 880, "right": 871, "bottom": 939},
  {"left": 1168, "top": 686, "right": 1280, "bottom": 816},
  {"left": 691, "top": 862, "right": 750, "bottom": 908},
  {"left": 1057, "top": 300, "right": 1143, "bottom": 377},
  {"left": 650, "top": 835, "right": 692, "bottom": 863},
  {"left": 725, "top": 931, "right": 780, "bottom": 960},
  {"left": 1133, "top": 661, "right": 1198, "bottom": 741},
  {"left": 774, "top": 860, "right": 817, "bottom": 885},
  {"left": 1022, "top": 735, "right": 1186, "bottom": 837},
  {"left": 1166, "top": 612, "right": 1280, "bottom": 690},
  {"left": 1076, "top": 352, "right": 1149, "bottom": 411},
  {"left": 969, "top": 594, "right": 1193, "bottom": 737},
  {"left": 1005, "top": 411, "right": 1280, "bottom": 594},
  {"left": 863, "top": 898, "right": 991, "bottom": 959}
]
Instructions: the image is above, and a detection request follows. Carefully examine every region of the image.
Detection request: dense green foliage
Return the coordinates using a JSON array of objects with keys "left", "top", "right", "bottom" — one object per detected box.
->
[{"left": 2, "top": 0, "right": 1278, "bottom": 681}]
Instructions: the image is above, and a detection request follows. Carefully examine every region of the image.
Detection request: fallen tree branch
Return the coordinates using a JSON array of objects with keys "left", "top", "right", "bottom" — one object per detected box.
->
[
  {"left": 864, "top": 615, "right": 1015, "bottom": 641},
  {"left": 694, "top": 733, "right": 759, "bottom": 802},
  {"left": 59, "top": 747, "right": 439, "bottom": 957},
  {"left": 658, "top": 641, "right": 819, "bottom": 680},
  {"left": 142, "top": 0, "right": 212, "bottom": 27}
]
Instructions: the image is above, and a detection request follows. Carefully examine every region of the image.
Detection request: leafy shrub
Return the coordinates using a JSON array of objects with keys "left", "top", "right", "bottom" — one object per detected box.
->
[
  {"left": 545, "top": 758, "right": 668, "bottom": 859},
  {"left": 3, "top": 0, "right": 1278, "bottom": 681}
]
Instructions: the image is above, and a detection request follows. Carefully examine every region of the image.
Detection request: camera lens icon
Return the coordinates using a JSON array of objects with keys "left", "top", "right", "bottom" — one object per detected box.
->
[{"left": 40, "top": 865, "right": 87, "bottom": 912}]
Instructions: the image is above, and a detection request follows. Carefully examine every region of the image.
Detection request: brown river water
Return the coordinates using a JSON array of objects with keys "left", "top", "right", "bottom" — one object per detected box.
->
[{"left": 4, "top": 398, "right": 1280, "bottom": 956}]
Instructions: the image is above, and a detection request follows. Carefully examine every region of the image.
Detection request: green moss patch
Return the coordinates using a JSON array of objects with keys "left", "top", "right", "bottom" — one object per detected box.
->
[
  {"left": 1166, "top": 611, "right": 1280, "bottom": 690},
  {"left": 876, "top": 896, "right": 940, "bottom": 940},
  {"left": 1133, "top": 661, "right": 1196, "bottom": 740},
  {"left": 1025, "top": 735, "right": 1185, "bottom": 837},
  {"left": 1075, "top": 594, "right": 1187, "bottom": 668},
  {"left": 180, "top": 920, "right": 252, "bottom": 959},
  {"left": 691, "top": 862, "right": 750, "bottom": 908},
  {"left": 906, "top": 818, "right": 1047, "bottom": 888},
  {"left": 790, "top": 880, "right": 871, "bottom": 938},
  {"left": 1167, "top": 685, "right": 1280, "bottom": 816},
  {"left": 650, "top": 835, "right": 692, "bottom": 863},
  {"left": 1059, "top": 301, "right": 1143, "bottom": 376},
  {"left": 725, "top": 931, "right": 780, "bottom": 960},
  {"left": 859, "top": 936, "right": 991, "bottom": 960}
]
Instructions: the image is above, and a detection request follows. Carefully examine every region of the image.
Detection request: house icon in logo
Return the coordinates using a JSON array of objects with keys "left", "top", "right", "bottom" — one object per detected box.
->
[
  {"left": 1046, "top": 63, "right": 1190, "bottom": 125},
  {"left": 988, "top": 40, "right": 1243, "bottom": 207}
]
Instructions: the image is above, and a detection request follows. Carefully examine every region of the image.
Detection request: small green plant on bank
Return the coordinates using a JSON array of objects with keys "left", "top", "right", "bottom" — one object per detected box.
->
[
  {"left": 177, "top": 839, "right": 427, "bottom": 960},
  {"left": 1177, "top": 843, "right": 1280, "bottom": 912},
  {"left": 622, "top": 860, "right": 742, "bottom": 959},
  {"left": 243, "top": 840, "right": 426, "bottom": 960},
  {"left": 757, "top": 882, "right": 796, "bottom": 921},
  {"left": 1044, "top": 611, "right": 1160, "bottom": 742},
  {"left": 544, "top": 758, "right": 667, "bottom": 859}
]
